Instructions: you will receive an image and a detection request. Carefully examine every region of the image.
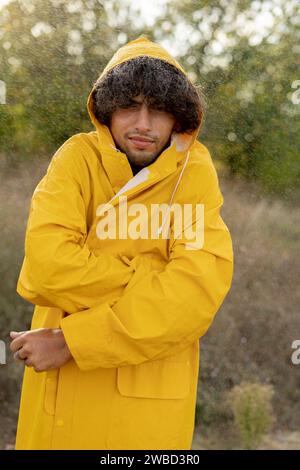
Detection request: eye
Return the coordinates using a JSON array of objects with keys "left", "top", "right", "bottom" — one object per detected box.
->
[
  {"left": 126, "top": 99, "right": 141, "bottom": 109},
  {"left": 151, "top": 104, "right": 165, "bottom": 112},
  {"left": 119, "top": 101, "right": 139, "bottom": 110}
]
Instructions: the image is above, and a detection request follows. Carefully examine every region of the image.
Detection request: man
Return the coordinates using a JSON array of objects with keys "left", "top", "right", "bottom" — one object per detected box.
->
[{"left": 10, "top": 37, "right": 234, "bottom": 450}]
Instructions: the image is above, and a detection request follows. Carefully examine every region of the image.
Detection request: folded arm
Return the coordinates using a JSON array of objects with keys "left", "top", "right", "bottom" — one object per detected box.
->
[
  {"left": 16, "top": 137, "right": 134, "bottom": 314},
  {"left": 60, "top": 161, "right": 234, "bottom": 369}
]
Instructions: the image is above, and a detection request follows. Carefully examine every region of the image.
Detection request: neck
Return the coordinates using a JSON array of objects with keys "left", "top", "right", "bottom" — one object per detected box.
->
[{"left": 129, "top": 161, "right": 143, "bottom": 176}]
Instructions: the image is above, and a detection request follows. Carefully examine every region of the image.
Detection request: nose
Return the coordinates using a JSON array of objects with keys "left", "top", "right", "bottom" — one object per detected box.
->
[{"left": 134, "top": 104, "right": 151, "bottom": 133}]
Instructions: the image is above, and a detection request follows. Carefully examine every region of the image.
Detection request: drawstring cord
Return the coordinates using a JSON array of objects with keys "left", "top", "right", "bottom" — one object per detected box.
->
[{"left": 157, "top": 150, "right": 191, "bottom": 236}]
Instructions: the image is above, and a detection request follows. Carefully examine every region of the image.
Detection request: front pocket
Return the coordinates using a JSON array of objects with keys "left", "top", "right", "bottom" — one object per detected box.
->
[{"left": 117, "top": 359, "right": 191, "bottom": 400}]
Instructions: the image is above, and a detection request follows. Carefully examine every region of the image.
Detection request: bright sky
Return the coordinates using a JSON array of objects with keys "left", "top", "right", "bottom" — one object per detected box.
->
[{"left": 0, "top": 0, "right": 165, "bottom": 12}]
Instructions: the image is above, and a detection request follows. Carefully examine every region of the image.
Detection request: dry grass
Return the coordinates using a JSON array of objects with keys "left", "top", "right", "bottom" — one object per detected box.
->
[
  {"left": 197, "top": 171, "right": 300, "bottom": 431},
  {"left": 192, "top": 427, "right": 300, "bottom": 450}
]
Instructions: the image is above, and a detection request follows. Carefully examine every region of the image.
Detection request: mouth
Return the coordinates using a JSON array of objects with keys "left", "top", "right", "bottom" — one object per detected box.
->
[{"left": 128, "top": 136, "right": 155, "bottom": 150}]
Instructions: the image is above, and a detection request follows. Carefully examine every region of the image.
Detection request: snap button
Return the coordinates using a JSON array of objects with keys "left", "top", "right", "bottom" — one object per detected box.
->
[{"left": 56, "top": 419, "right": 64, "bottom": 427}]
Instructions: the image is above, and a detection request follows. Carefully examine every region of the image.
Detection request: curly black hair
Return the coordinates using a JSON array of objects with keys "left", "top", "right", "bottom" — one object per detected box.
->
[{"left": 91, "top": 56, "right": 205, "bottom": 134}]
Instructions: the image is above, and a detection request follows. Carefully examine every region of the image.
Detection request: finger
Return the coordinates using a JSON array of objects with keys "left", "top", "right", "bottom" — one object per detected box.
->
[
  {"left": 17, "top": 348, "right": 28, "bottom": 360},
  {"left": 10, "top": 331, "right": 26, "bottom": 338},
  {"left": 13, "top": 350, "right": 19, "bottom": 361},
  {"left": 13, "top": 350, "right": 24, "bottom": 362},
  {"left": 24, "top": 357, "right": 33, "bottom": 368},
  {"left": 10, "top": 334, "right": 27, "bottom": 352}
]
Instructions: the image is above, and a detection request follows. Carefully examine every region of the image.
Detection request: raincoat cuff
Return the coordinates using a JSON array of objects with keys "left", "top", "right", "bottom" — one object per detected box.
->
[{"left": 59, "top": 302, "right": 113, "bottom": 371}]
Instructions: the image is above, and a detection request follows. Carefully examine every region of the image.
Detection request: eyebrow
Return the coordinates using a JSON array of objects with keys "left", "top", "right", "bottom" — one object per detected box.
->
[{"left": 128, "top": 97, "right": 165, "bottom": 111}]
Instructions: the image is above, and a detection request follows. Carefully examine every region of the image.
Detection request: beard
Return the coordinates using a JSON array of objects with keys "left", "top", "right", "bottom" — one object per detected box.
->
[{"left": 117, "top": 137, "right": 172, "bottom": 170}]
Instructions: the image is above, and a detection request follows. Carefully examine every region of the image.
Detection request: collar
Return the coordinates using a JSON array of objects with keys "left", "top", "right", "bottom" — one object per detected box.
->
[{"left": 96, "top": 124, "right": 189, "bottom": 196}]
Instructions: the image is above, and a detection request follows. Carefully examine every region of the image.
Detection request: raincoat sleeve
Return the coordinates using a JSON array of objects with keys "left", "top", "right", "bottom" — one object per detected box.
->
[
  {"left": 16, "top": 137, "right": 134, "bottom": 314},
  {"left": 60, "top": 160, "right": 234, "bottom": 370}
]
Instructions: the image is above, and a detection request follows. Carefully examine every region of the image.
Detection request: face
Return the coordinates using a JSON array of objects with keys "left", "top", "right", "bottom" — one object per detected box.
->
[{"left": 110, "top": 94, "right": 176, "bottom": 169}]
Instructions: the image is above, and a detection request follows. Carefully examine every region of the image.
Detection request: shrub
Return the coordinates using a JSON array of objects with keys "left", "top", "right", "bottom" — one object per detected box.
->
[{"left": 227, "top": 381, "right": 275, "bottom": 449}]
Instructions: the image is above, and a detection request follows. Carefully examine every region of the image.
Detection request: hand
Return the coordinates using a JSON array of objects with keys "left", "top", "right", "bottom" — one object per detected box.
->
[{"left": 9, "top": 328, "right": 73, "bottom": 372}]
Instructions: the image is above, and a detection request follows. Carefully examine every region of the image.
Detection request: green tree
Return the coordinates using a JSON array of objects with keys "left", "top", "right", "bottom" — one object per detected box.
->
[
  {"left": 0, "top": 0, "right": 154, "bottom": 159},
  {"left": 155, "top": 0, "right": 300, "bottom": 199}
]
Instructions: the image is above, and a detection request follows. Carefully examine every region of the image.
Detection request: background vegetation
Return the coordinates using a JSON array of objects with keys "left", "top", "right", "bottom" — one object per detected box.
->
[{"left": 0, "top": 0, "right": 299, "bottom": 449}]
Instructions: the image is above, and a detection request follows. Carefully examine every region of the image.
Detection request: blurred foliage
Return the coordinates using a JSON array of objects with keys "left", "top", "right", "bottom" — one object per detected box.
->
[
  {"left": 0, "top": 0, "right": 300, "bottom": 447},
  {"left": 0, "top": 0, "right": 154, "bottom": 158},
  {"left": 157, "top": 0, "right": 300, "bottom": 200},
  {"left": 227, "top": 382, "right": 275, "bottom": 449},
  {"left": 0, "top": 0, "right": 299, "bottom": 198},
  {"left": 196, "top": 178, "right": 300, "bottom": 432}
]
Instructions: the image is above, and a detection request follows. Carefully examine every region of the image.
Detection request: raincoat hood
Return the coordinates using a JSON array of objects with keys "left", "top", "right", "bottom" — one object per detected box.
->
[
  {"left": 87, "top": 36, "right": 202, "bottom": 159},
  {"left": 86, "top": 37, "right": 203, "bottom": 232}
]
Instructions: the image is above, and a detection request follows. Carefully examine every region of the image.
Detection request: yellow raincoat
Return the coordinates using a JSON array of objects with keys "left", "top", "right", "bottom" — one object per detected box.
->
[{"left": 14, "top": 37, "right": 234, "bottom": 450}]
